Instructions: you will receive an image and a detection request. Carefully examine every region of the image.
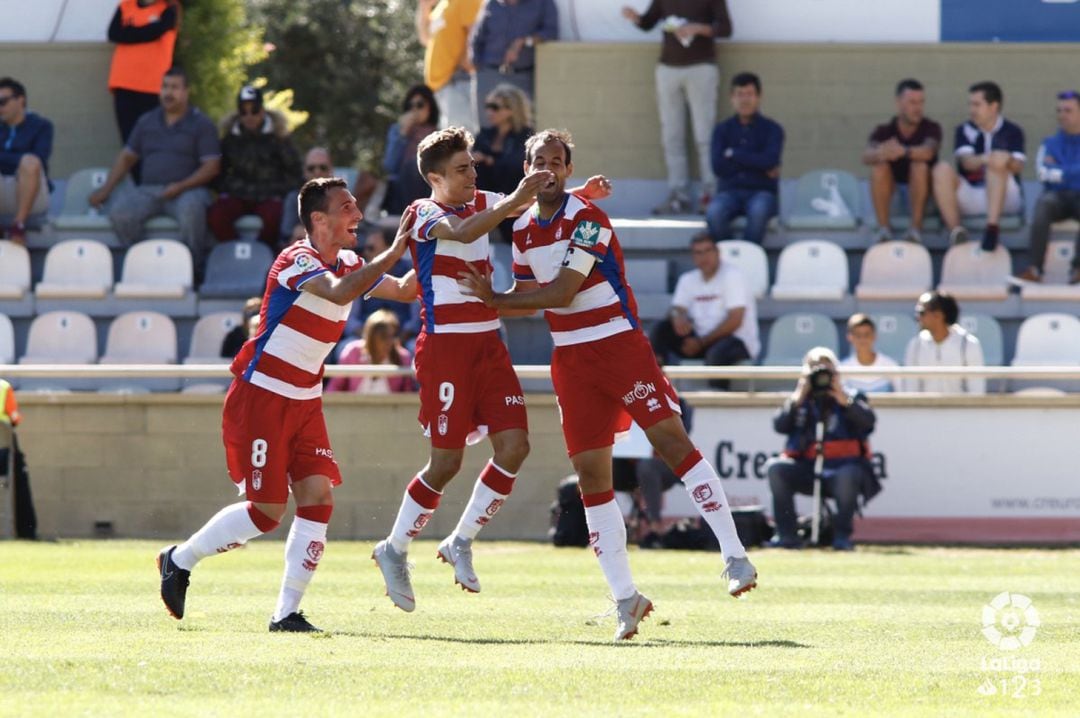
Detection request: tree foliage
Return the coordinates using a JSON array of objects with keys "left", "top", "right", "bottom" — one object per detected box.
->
[
  {"left": 174, "top": 0, "right": 267, "bottom": 122},
  {"left": 250, "top": 0, "right": 425, "bottom": 170}
]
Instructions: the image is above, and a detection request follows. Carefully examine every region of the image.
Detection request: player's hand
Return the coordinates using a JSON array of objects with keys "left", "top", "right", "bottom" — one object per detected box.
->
[
  {"left": 792, "top": 376, "right": 810, "bottom": 403},
  {"left": 458, "top": 262, "right": 496, "bottom": 305},
  {"left": 502, "top": 40, "right": 523, "bottom": 67},
  {"left": 389, "top": 207, "right": 414, "bottom": 260},
  {"left": 621, "top": 6, "right": 640, "bottom": 23},
  {"left": 511, "top": 169, "right": 555, "bottom": 204},
  {"left": 578, "top": 175, "right": 613, "bottom": 201},
  {"left": 159, "top": 183, "right": 183, "bottom": 200},
  {"left": 88, "top": 187, "right": 110, "bottom": 208},
  {"left": 671, "top": 314, "right": 693, "bottom": 337},
  {"left": 680, "top": 336, "right": 704, "bottom": 357}
]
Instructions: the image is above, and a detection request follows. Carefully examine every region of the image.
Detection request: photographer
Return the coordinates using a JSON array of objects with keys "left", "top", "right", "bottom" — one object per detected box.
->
[{"left": 765, "top": 347, "right": 877, "bottom": 551}]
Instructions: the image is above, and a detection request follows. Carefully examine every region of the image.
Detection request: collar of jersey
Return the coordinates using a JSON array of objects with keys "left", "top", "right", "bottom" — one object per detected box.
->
[
  {"left": 298, "top": 237, "right": 341, "bottom": 272},
  {"left": 532, "top": 193, "right": 569, "bottom": 228}
]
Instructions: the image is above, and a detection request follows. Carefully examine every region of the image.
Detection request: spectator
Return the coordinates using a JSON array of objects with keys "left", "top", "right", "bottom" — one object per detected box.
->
[
  {"left": 340, "top": 224, "right": 414, "bottom": 346},
  {"left": 863, "top": 78, "right": 942, "bottom": 244},
  {"left": 381, "top": 85, "right": 440, "bottom": 215},
  {"left": 0, "top": 77, "right": 53, "bottom": 245},
  {"left": 281, "top": 147, "right": 334, "bottom": 243},
  {"left": 327, "top": 309, "right": 417, "bottom": 394},
  {"left": 705, "top": 71, "right": 783, "bottom": 243},
  {"left": 932, "top": 81, "right": 1025, "bottom": 251},
  {"left": 623, "top": 0, "right": 733, "bottom": 215},
  {"left": 417, "top": 0, "right": 482, "bottom": 130},
  {"left": 902, "top": 291, "right": 985, "bottom": 394},
  {"left": 0, "top": 377, "right": 36, "bottom": 539},
  {"left": 89, "top": 66, "right": 221, "bottom": 279},
  {"left": 650, "top": 232, "right": 759, "bottom": 387},
  {"left": 107, "top": 0, "right": 180, "bottom": 143},
  {"left": 839, "top": 313, "right": 898, "bottom": 394},
  {"left": 765, "top": 347, "right": 877, "bottom": 551},
  {"left": 220, "top": 296, "right": 262, "bottom": 359},
  {"left": 474, "top": 83, "right": 533, "bottom": 242},
  {"left": 470, "top": 0, "right": 558, "bottom": 128},
  {"left": 207, "top": 85, "right": 302, "bottom": 248},
  {"left": 1018, "top": 90, "right": 1080, "bottom": 284}
]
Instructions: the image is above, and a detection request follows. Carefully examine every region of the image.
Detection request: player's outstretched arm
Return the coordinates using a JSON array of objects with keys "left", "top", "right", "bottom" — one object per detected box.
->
[
  {"left": 460, "top": 264, "right": 586, "bottom": 311},
  {"left": 368, "top": 268, "right": 417, "bottom": 303},
  {"left": 428, "top": 170, "right": 552, "bottom": 244},
  {"left": 303, "top": 211, "right": 413, "bottom": 305},
  {"left": 569, "top": 175, "right": 613, "bottom": 202}
]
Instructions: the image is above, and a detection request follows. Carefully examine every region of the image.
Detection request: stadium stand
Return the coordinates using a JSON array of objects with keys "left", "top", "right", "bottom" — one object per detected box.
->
[
  {"left": 97, "top": 311, "right": 180, "bottom": 392},
  {"left": 624, "top": 258, "right": 670, "bottom": 319},
  {"left": 197, "top": 241, "right": 274, "bottom": 314},
  {"left": 0, "top": 240, "right": 33, "bottom": 317},
  {"left": 113, "top": 238, "right": 196, "bottom": 315},
  {"left": 34, "top": 240, "right": 114, "bottom": 317},
  {"left": 937, "top": 244, "right": 1011, "bottom": 301},
  {"left": 718, "top": 240, "right": 769, "bottom": 299},
  {"left": 17, "top": 310, "right": 98, "bottom": 391},
  {"left": 854, "top": 240, "right": 933, "bottom": 302},
  {"left": 1019, "top": 238, "right": 1080, "bottom": 304},
  {"left": 785, "top": 170, "right": 861, "bottom": 230},
  {"left": 0, "top": 313, "right": 14, "bottom": 365},
  {"left": 868, "top": 312, "right": 918, "bottom": 364},
  {"left": 761, "top": 312, "right": 839, "bottom": 365},
  {"left": 1009, "top": 312, "right": 1080, "bottom": 392},
  {"left": 769, "top": 239, "right": 851, "bottom": 306},
  {"left": 180, "top": 311, "right": 241, "bottom": 393}
]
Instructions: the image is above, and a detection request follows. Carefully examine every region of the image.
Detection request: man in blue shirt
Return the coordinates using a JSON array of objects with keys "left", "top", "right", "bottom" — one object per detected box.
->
[
  {"left": 469, "top": 0, "right": 558, "bottom": 130},
  {"left": 0, "top": 77, "right": 53, "bottom": 245},
  {"left": 1018, "top": 91, "right": 1080, "bottom": 284},
  {"left": 705, "top": 72, "right": 784, "bottom": 244},
  {"left": 932, "top": 81, "right": 1025, "bottom": 251}
]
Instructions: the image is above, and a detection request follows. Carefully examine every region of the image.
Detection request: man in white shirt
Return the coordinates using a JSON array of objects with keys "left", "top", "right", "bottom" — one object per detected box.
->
[
  {"left": 650, "top": 233, "right": 759, "bottom": 387},
  {"left": 839, "top": 313, "right": 898, "bottom": 393},
  {"left": 902, "top": 291, "right": 985, "bottom": 394}
]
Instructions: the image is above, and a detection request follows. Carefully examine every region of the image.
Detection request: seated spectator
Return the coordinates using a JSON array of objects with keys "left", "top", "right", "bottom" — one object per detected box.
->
[
  {"left": 839, "top": 313, "right": 898, "bottom": 394},
  {"left": 327, "top": 309, "right": 417, "bottom": 394},
  {"left": 381, "top": 85, "right": 440, "bottom": 215},
  {"left": 1018, "top": 90, "right": 1080, "bottom": 284},
  {"left": 89, "top": 66, "right": 221, "bottom": 278},
  {"left": 474, "top": 83, "right": 532, "bottom": 242},
  {"left": 281, "top": 146, "right": 334, "bottom": 243},
  {"left": 705, "top": 72, "right": 783, "bottom": 244},
  {"left": 863, "top": 79, "right": 942, "bottom": 244},
  {"left": 207, "top": 85, "right": 302, "bottom": 248},
  {"left": 220, "top": 296, "right": 262, "bottom": 358},
  {"left": 902, "top": 290, "right": 985, "bottom": 394},
  {"left": 932, "top": 81, "right": 1025, "bottom": 251},
  {"left": 340, "top": 223, "right": 414, "bottom": 349},
  {"left": 649, "top": 232, "right": 759, "bottom": 388},
  {"left": 469, "top": 0, "right": 558, "bottom": 131},
  {"left": 107, "top": 0, "right": 180, "bottom": 144},
  {"left": 765, "top": 347, "right": 878, "bottom": 551},
  {"left": 0, "top": 77, "right": 53, "bottom": 244}
]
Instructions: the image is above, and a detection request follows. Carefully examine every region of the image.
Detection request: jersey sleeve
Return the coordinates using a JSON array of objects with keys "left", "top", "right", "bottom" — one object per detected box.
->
[
  {"left": 561, "top": 208, "right": 614, "bottom": 277},
  {"left": 277, "top": 247, "right": 328, "bottom": 290},
  {"left": 954, "top": 124, "right": 975, "bottom": 156},
  {"left": 511, "top": 236, "right": 535, "bottom": 281},
  {"left": 411, "top": 199, "right": 453, "bottom": 241}
]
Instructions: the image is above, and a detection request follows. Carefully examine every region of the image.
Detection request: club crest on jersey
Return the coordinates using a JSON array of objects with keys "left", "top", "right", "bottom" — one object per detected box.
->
[
  {"left": 571, "top": 220, "right": 601, "bottom": 247},
  {"left": 293, "top": 253, "right": 317, "bottom": 273},
  {"left": 555, "top": 224, "right": 563, "bottom": 241},
  {"left": 438, "top": 413, "right": 449, "bottom": 436},
  {"left": 251, "top": 469, "right": 262, "bottom": 491},
  {"left": 622, "top": 381, "right": 656, "bottom": 406},
  {"left": 417, "top": 202, "right": 438, "bottom": 221}
]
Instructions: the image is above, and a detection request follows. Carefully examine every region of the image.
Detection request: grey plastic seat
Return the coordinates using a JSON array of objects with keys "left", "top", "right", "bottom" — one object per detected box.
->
[
  {"left": 785, "top": 169, "right": 861, "bottom": 230},
  {"left": 762, "top": 312, "right": 839, "bottom": 366},
  {"left": 199, "top": 241, "right": 274, "bottom": 299}
]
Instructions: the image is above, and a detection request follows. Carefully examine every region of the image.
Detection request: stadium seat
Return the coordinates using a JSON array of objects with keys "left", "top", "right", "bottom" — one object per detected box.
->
[
  {"left": 0, "top": 240, "right": 31, "bottom": 300},
  {"left": 182, "top": 312, "right": 241, "bottom": 391},
  {"left": 770, "top": 239, "right": 849, "bottom": 300},
  {"left": 1020, "top": 239, "right": 1080, "bottom": 301},
  {"left": 868, "top": 312, "right": 918, "bottom": 364},
  {"left": 718, "top": 240, "right": 768, "bottom": 299},
  {"left": 51, "top": 167, "right": 115, "bottom": 234},
  {"left": 17, "top": 311, "right": 98, "bottom": 391},
  {"left": 99, "top": 311, "right": 180, "bottom": 391},
  {"left": 785, "top": 169, "right": 861, "bottom": 230},
  {"left": 937, "top": 244, "right": 1011, "bottom": 300},
  {"left": 114, "top": 239, "right": 193, "bottom": 299},
  {"left": 624, "top": 259, "right": 669, "bottom": 293},
  {"left": 762, "top": 312, "right": 839, "bottom": 365},
  {"left": 854, "top": 241, "right": 932, "bottom": 301},
  {"left": 1011, "top": 313, "right": 1080, "bottom": 366},
  {"left": 0, "top": 313, "right": 14, "bottom": 365},
  {"left": 34, "top": 239, "right": 113, "bottom": 299},
  {"left": 199, "top": 241, "right": 274, "bottom": 299},
  {"left": 234, "top": 215, "right": 264, "bottom": 241},
  {"left": 957, "top": 314, "right": 1004, "bottom": 367}
]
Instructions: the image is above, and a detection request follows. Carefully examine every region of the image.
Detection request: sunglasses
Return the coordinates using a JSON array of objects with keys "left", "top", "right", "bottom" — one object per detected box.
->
[
  {"left": 485, "top": 102, "right": 507, "bottom": 111},
  {"left": 239, "top": 107, "right": 263, "bottom": 116},
  {"left": 306, "top": 164, "right": 330, "bottom": 172}
]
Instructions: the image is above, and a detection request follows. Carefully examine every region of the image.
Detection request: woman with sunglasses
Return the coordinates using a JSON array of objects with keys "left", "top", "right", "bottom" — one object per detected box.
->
[
  {"left": 382, "top": 85, "right": 441, "bottom": 215},
  {"left": 473, "top": 84, "right": 534, "bottom": 242}
]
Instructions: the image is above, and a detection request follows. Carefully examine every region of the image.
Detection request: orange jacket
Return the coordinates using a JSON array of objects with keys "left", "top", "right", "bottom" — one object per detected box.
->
[
  {"left": 107, "top": 0, "right": 179, "bottom": 95},
  {"left": 0, "top": 379, "right": 19, "bottom": 427}
]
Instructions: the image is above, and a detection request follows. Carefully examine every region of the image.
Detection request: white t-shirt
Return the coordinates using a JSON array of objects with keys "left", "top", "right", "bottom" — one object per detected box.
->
[
  {"left": 839, "top": 352, "right": 898, "bottom": 394},
  {"left": 671, "top": 264, "right": 760, "bottom": 359},
  {"left": 902, "top": 325, "right": 986, "bottom": 394}
]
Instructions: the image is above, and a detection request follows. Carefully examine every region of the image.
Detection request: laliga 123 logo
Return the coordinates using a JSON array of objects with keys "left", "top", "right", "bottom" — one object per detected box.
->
[{"left": 982, "top": 592, "right": 1039, "bottom": 651}]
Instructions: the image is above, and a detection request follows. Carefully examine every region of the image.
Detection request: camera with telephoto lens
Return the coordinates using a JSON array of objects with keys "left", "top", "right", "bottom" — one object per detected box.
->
[{"left": 807, "top": 363, "right": 834, "bottom": 398}]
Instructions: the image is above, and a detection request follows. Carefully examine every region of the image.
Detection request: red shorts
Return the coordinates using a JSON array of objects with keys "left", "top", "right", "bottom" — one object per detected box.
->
[
  {"left": 551, "top": 330, "right": 681, "bottom": 457},
  {"left": 222, "top": 379, "right": 341, "bottom": 503},
  {"left": 414, "top": 330, "right": 528, "bottom": 449}
]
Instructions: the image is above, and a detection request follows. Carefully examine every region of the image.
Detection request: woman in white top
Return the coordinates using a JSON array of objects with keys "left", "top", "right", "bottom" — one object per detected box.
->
[
  {"left": 902, "top": 291, "right": 985, "bottom": 394},
  {"left": 839, "top": 313, "right": 898, "bottom": 393}
]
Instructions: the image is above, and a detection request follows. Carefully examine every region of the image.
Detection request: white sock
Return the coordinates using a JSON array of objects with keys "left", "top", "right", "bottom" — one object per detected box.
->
[
  {"left": 172, "top": 502, "right": 271, "bottom": 570},
  {"left": 273, "top": 517, "right": 328, "bottom": 622},
  {"left": 387, "top": 476, "right": 442, "bottom": 553},
  {"left": 451, "top": 460, "right": 515, "bottom": 541},
  {"left": 583, "top": 492, "right": 637, "bottom": 601},
  {"left": 680, "top": 455, "right": 747, "bottom": 560}
]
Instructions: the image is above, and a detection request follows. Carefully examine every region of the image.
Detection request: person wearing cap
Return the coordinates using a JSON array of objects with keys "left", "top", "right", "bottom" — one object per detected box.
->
[
  {"left": 206, "top": 85, "right": 302, "bottom": 248},
  {"left": 89, "top": 66, "right": 220, "bottom": 278},
  {"left": 763, "top": 347, "right": 878, "bottom": 551},
  {"left": 0, "top": 377, "right": 36, "bottom": 539},
  {"left": 107, "top": 0, "right": 181, "bottom": 143}
]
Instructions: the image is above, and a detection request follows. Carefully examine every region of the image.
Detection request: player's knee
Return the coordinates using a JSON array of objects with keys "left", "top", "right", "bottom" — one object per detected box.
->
[
  {"left": 497, "top": 435, "right": 530, "bottom": 467},
  {"left": 248, "top": 502, "right": 285, "bottom": 532}
]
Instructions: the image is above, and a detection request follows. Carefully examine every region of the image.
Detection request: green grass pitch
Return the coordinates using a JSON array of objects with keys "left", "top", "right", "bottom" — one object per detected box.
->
[{"left": 2, "top": 540, "right": 1077, "bottom": 716}]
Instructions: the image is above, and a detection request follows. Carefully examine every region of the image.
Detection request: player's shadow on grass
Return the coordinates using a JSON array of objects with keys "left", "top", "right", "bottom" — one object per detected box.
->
[{"left": 334, "top": 631, "right": 808, "bottom": 649}]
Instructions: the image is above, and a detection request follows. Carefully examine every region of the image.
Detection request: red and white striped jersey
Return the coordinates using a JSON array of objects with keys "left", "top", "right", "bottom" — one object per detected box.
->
[
  {"left": 409, "top": 190, "right": 501, "bottom": 334},
  {"left": 231, "top": 240, "right": 366, "bottom": 400},
  {"left": 511, "top": 193, "right": 640, "bottom": 346}
]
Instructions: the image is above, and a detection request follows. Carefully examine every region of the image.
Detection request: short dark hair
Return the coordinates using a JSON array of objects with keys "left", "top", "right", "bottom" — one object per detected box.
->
[
  {"left": 299, "top": 177, "right": 349, "bottom": 233},
  {"left": 525, "top": 128, "right": 574, "bottom": 165},
  {"left": 689, "top": 231, "right": 715, "bottom": 248},
  {"left": 918, "top": 290, "right": 960, "bottom": 325},
  {"left": 847, "top": 313, "right": 876, "bottom": 332},
  {"left": 0, "top": 77, "right": 26, "bottom": 100},
  {"left": 895, "top": 78, "right": 923, "bottom": 96},
  {"left": 402, "top": 84, "right": 441, "bottom": 130},
  {"left": 163, "top": 66, "right": 188, "bottom": 87},
  {"left": 417, "top": 126, "right": 473, "bottom": 184},
  {"left": 969, "top": 81, "right": 1003, "bottom": 107},
  {"left": 731, "top": 72, "right": 761, "bottom": 93}
]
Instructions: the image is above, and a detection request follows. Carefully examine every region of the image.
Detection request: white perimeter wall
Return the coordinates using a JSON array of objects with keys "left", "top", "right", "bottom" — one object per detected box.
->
[{"left": 0, "top": 0, "right": 117, "bottom": 43}]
